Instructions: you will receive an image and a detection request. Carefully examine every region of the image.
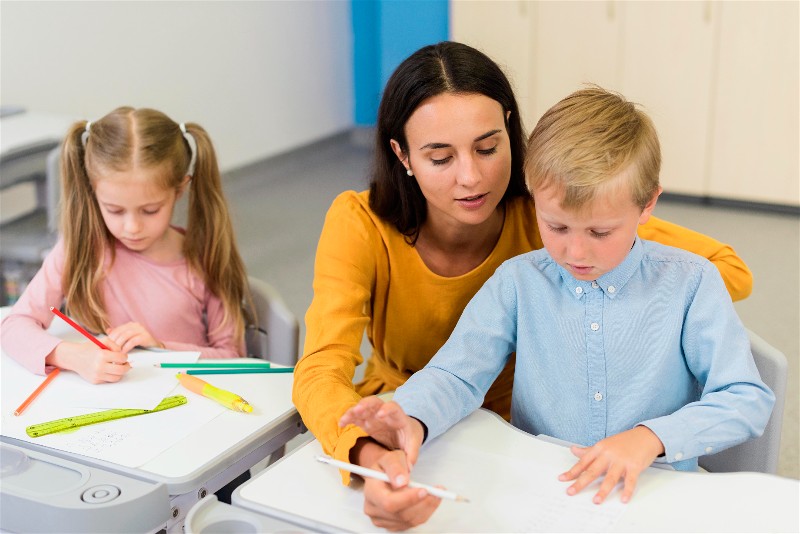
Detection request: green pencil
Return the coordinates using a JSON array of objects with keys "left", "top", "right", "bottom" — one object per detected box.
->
[
  {"left": 159, "top": 362, "right": 272, "bottom": 369},
  {"left": 186, "top": 367, "right": 294, "bottom": 375}
]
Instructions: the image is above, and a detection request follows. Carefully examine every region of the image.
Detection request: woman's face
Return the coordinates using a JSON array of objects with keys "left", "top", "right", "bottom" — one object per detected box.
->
[{"left": 391, "top": 92, "right": 512, "bottom": 232}]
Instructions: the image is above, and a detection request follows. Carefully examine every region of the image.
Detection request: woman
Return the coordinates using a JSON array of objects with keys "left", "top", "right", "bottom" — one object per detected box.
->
[{"left": 293, "top": 41, "right": 752, "bottom": 530}]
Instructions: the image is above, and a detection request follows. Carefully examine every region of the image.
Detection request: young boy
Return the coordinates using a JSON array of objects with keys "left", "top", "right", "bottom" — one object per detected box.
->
[{"left": 340, "top": 87, "right": 775, "bottom": 512}]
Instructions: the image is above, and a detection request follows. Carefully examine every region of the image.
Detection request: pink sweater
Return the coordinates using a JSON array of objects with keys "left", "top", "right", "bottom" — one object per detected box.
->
[{"left": 1, "top": 237, "right": 242, "bottom": 374}]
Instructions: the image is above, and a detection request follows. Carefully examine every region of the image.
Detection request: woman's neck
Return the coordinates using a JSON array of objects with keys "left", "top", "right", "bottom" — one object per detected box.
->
[{"left": 415, "top": 204, "right": 506, "bottom": 277}]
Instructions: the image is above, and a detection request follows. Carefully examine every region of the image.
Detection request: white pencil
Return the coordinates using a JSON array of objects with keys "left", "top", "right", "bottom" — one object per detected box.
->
[{"left": 315, "top": 455, "right": 470, "bottom": 503}]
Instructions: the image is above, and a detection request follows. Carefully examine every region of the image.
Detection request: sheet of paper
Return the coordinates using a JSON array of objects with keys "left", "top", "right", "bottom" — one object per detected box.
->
[
  {"left": 412, "top": 441, "right": 625, "bottom": 532},
  {"left": 0, "top": 384, "right": 225, "bottom": 467},
  {"left": 1, "top": 348, "right": 200, "bottom": 410},
  {"left": 238, "top": 410, "right": 627, "bottom": 533},
  {"left": 0, "top": 348, "right": 229, "bottom": 467}
]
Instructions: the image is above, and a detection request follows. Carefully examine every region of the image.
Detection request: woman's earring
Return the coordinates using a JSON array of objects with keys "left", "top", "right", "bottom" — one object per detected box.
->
[{"left": 406, "top": 168, "right": 414, "bottom": 177}]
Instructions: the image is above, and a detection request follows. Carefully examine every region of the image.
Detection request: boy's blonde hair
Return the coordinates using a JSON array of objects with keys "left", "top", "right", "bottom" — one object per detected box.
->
[
  {"left": 60, "top": 107, "right": 249, "bottom": 342},
  {"left": 525, "top": 86, "right": 661, "bottom": 211}
]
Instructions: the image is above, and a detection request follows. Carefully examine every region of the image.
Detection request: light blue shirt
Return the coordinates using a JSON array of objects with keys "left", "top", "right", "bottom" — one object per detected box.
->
[{"left": 395, "top": 238, "right": 774, "bottom": 471}]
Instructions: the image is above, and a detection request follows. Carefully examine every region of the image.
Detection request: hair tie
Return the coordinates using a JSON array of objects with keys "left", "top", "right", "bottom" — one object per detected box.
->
[
  {"left": 81, "top": 121, "right": 91, "bottom": 148},
  {"left": 179, "top": 123, "right": 197, "bottom": 177}
]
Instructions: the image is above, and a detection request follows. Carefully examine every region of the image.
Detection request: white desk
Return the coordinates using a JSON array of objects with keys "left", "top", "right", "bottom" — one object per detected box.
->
[
  {"left": 207, "top": 409, "right": 799, "bottom": 533},
  {"left": 0, "top": 310, "right": 303, "bottom": 533}
]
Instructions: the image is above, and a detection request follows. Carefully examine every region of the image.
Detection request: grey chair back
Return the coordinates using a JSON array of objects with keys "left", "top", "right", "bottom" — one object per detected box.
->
[
  {"left": 698, "top": 328, "right": 787, "bottom": 473},
  {"left": 244, "top": 276, "right": 300, "bottom": 366}
]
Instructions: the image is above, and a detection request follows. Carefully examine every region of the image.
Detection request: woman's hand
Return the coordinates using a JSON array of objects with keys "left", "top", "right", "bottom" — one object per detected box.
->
[
  {"left": 361, "top": 449, "right": 442, "bottom": 531},
  {"left": 106, "top": 322, "right": 164, "bottom": 353},
  {"left": 47, "top": 339, "right": 130, "bottom": 384},
  {"left": 341, "top": 398, "right": 438, "bottom": 530},
  {"left": 340, "top": 396, "right": 425, "bottom": 465},
  {"left": 558, "top": 426, "right": 665, "bottom": 504}
]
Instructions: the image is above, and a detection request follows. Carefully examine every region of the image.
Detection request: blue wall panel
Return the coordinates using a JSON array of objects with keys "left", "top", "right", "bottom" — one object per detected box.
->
[{"left": 352, "top": 0, "right": 449, "bottom": 126}]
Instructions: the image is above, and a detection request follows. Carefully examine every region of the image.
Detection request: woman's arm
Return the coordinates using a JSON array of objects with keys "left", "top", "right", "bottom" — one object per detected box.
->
[
  {"left": 292, "top": 192, "right": 381, "bottom": 482},
  {"left": 638, "top": 215, "right": 752, "bottom": 301}
]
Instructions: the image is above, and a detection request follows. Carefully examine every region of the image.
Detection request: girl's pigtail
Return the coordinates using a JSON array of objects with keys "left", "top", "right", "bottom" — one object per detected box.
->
[
  {"left": 182, "top": 123, "right": 249, "bottom": 343},
  {"left": 59, "top": 121, "right": 110, "bottom": 333}
]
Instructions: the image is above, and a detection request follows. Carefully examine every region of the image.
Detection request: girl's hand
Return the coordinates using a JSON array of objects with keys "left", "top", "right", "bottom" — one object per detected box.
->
[
  {"left": 47, "top": 340, "right": 131, "bottom": 384},
  {"left": 558, "top": 426, "right": 665, "bottom": 504},
  {"left": 340, "top": 397, "right": 425, "bottom": 466},
  {"left": 362, "top": 449, "right": 441, "bottom": 531},
  {"left": 106, "top": 322, "right": 164, "bottom": 353}
]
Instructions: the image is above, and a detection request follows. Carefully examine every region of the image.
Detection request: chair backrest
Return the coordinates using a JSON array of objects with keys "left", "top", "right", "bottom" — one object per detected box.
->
[
  {"left": 46, "top": 145, "right": 61, "bottom": 233},
  {"left": 698, "top": 328, "right": 788, "bottom": 474},
  {"left": 244, "top": 276, "right": 300, "bottom": 366}
]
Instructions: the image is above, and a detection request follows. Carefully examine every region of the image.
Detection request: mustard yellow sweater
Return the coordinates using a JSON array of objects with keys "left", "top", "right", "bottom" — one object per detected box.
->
[{"left": 293, "top": 190, "right": 752, "bottom": 482}]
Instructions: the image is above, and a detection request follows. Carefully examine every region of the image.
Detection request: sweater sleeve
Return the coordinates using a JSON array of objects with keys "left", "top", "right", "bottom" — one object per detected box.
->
[
  {"left": 638, "top": 215, "right": 752, "bottom": 301},
  {"left": 0, "top": 240, "right": 67, "bottom": 374},
  {"left": 292, "top": 192, "right": 376, "bottom": 483}
]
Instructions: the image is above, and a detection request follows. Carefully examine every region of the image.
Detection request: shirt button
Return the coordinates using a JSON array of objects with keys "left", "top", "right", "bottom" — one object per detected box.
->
[
  {"left": 575, "top": 287, "right": 583, "bottom": 295},
  {"left": 705, "top": 446, "right": 713, "bottom": 454},
  {"left": 607, "top": 285, "right": 616, "bottom": 293},
  {"left": 674, "top": 452, "right": 684, "bottom": 461},
  {"left": 593, "top": 392, "right": 603, "bottom": 401},
  {"left": 591, "top": 281, "right": 599, "bottom": 289},
  {"left": 590, "top": 322, "right": 600, "bottom": 331}
]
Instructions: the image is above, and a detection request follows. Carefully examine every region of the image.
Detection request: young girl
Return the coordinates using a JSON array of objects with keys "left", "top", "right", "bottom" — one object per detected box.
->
[{"left": 1, "top": 107, "right": 250, "bottom": 384}]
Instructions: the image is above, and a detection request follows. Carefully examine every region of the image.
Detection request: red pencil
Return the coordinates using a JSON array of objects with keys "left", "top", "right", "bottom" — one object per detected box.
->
[
  {"left": 14, "top": 368, "right": 61, "bottom": 416},
  {"left": 50, "top": 306, "right": 109, "bottom": 350}
]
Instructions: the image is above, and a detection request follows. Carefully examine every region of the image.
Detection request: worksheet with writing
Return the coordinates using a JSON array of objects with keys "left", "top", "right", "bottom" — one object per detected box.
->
[
  {"left": 238, "top": 411, "right": 627, "bottom": 533},
  {"left": 2, "top": 348, "right": 199, "bottom": 410},
  {"left": 0, "top": 350, "right": 227, "bottom": 467}
]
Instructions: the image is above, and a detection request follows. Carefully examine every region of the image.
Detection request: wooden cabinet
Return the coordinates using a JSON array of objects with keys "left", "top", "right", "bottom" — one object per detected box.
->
[
  {"left": 707, "top": 1, "right": 799, "bottom": 205},
  {"left": 621, "top": 2, "right": 716, "bottom": 196},
  {"left": 450, "top": 1, "right": 534, "bottom": 126},
  {"left": 529, "top": 1, "right": 621, "bottom": 130},
  {"left": 451, "top": 1, "right": 799, "bottom": 207}
]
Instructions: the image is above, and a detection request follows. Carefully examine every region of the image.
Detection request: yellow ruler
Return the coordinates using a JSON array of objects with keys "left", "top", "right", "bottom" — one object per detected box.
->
[{"left": 25, "top": 395, "right": 188, "bottom": 437}]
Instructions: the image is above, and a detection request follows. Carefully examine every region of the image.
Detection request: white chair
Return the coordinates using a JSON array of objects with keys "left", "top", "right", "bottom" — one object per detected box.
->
[
  {"left": 244, "top": 276, "right": 300, "bottom": 366},
  {"left": 698, "top": 328, "right": 788, "bottom": 474},
  {"left": 243, "top": 276, "right": 302, "bottom": 472}
]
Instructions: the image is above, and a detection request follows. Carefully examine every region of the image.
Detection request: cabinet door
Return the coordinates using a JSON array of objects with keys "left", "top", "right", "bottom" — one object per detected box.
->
[
  {"left": 451, "top": 1, "right": 533, "bottom": 129},
  {"left": 622, "top": 2, "right": 716, "bottom": 196},
  {"left": 532, "top": 1, "right": 620, "bottom": 127},
  {"left": 707, "top": 2, "right": 799, "bottom": 206}
]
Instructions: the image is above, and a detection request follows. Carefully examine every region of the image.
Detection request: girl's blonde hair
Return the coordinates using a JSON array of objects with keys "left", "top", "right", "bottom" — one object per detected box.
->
[
  {"left": 60, "top": 107, "right": 249, "bottom": 342},
  {"left": 525, "top": 86, "right": 661, "bottom": 211}
]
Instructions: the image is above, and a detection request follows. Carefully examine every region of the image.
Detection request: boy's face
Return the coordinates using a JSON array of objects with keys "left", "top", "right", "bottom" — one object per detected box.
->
[{"left": 533, "top": 183, "right": 659, "bottom": 281}]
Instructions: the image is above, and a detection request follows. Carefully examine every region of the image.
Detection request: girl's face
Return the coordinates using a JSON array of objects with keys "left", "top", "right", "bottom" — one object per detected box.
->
[
  {"left": 93, "top": 165, "right": 187, "bottom": 259},
  {"left": 391, "top": 92, "right": 512, "bottom": 233}
]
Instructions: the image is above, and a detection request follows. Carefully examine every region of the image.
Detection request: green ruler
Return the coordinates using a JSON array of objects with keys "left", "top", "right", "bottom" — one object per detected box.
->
[{"left": 25, "top": 395, "right": 188, "bottom": 437}]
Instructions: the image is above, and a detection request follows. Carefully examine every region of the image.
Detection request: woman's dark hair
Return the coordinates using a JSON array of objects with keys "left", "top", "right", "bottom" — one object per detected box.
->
[{"left": 369, "top": 41, "right": 528, "bottom": 242}]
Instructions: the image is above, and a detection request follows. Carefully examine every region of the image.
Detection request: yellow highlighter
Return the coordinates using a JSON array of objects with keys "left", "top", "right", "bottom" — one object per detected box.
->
[{"left": 176, "top": 373, "right": 254, "bottom": 413}]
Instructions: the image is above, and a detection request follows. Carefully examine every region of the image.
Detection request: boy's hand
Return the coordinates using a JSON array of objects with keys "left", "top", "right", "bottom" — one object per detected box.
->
[
  {"left": 339, "top": 397, "right": 425, "bottom": 466},
  {"left": 559, "top": 426, "right": 664, "bottom": 504},
  {"left": 107, "top": 322, "right": 164, "bottom": 353}
]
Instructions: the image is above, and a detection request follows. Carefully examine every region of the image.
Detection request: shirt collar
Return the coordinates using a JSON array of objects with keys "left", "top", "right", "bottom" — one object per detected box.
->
[{"left": 559, "top": 237, "right": 644, "bottom": 300}]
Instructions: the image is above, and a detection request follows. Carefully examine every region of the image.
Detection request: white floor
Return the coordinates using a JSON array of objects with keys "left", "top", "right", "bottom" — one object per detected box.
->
[{"left": 221, "top": 132, "right": 798, "bottom": 479}]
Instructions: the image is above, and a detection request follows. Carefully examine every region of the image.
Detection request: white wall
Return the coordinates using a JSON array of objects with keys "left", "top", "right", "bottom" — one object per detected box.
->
[{"left": 0, "top": 1, "right": 354, "bottom": 172}]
